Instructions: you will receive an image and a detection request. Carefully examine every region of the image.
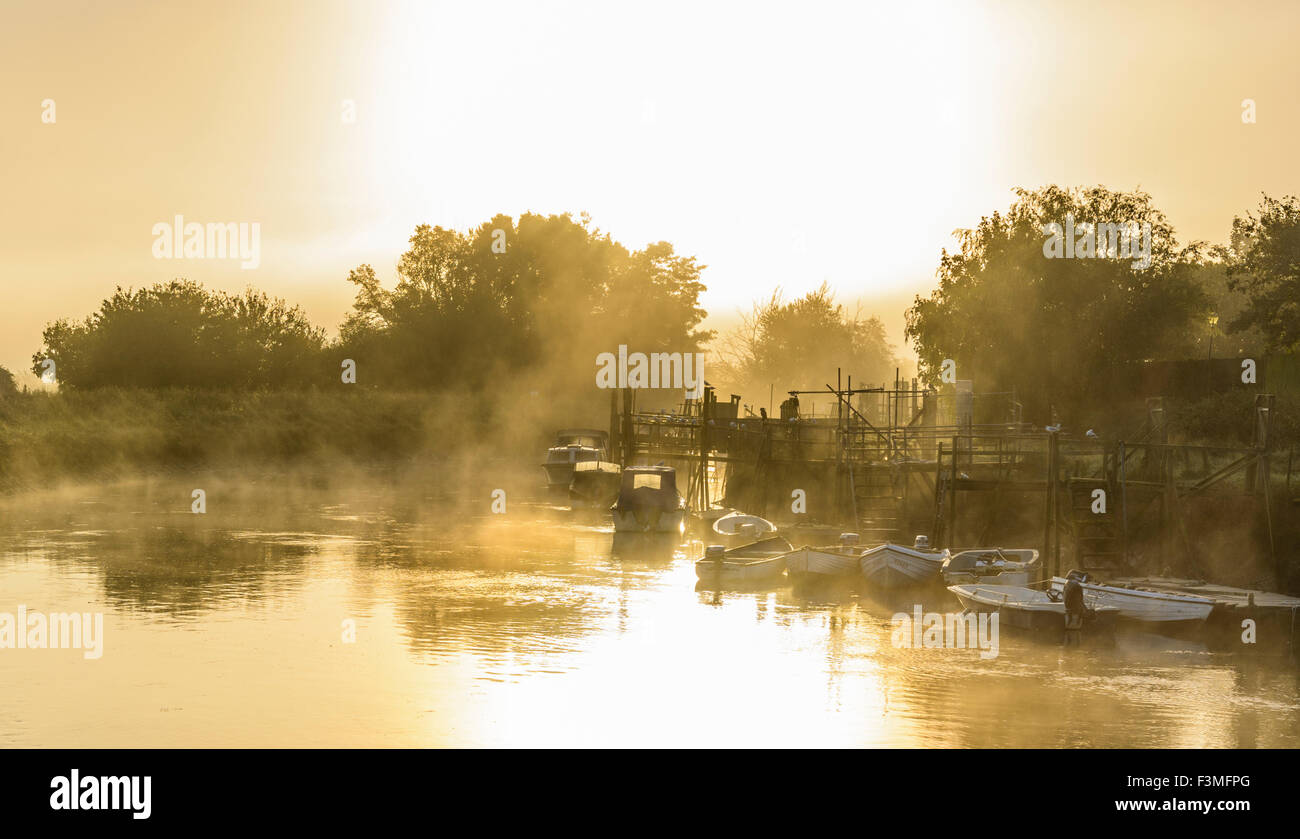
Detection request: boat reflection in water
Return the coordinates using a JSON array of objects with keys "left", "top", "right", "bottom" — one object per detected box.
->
[{"left": 610, "top": 530, "right": 681, "bottom": 563}]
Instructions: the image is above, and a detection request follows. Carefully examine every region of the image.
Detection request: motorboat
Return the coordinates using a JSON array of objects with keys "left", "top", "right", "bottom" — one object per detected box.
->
[
  {"left": 611, "top": 465, "right": 687, "bottom": 534},
  {"left": 942, "top": 548, "right": 1041, "bottom": 587},
  {"left": 568, "top": 460, "right": 622, "bottom": 509},
  {"left": 948, "top": 583, "right": 1120, "bottom": 632},
  {"left": 694, "top": 537, "right": 793, "bottom": 584},
  {"left": 859, "top": 535, "right": 951, "bottom": 589},
  {"left": 784, "top": 533, "right": 865, "bottom": 583},
  {"left": 542, "top": 429, "right": 612, "bottom": 492},
  {"left": 1048, "top": 570, "right": 1214, "bottom": 626}
]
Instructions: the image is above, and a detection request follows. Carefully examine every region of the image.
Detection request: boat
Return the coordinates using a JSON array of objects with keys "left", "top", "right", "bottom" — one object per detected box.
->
[
  {"left": 942, "top": 548, "right": 1041, "bottom": 587},
  {"left": 859, "top": 535, "right": 951, "bottom": 589},
  {"left": 1048, "top": 570, "right": 1214, "bottom": 625},
  {"left": 611, "top": 465, "right": 687, "bottom": 534},
  {"left": 949, "top": 583, "right": 1120, "bottom": 632},
  {"left": 541, "top": 429, "right": 612, "bottom": 492},
  {"left": 784, "top": 533, "right": 864, "bottom": 583},
  {"left": 694, "top": 537, "right": 794, "bottom": 584},
  {"left": 712, "top": 513, "right": 777, "bottom": 538},
  {"left": 568, "top": 460, "right": 622, "bottom": 509}
]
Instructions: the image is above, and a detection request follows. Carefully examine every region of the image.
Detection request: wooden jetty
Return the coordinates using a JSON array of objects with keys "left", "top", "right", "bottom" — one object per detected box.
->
[{"left": 610, "top": 377, "right": 1291, "bottom": 593}]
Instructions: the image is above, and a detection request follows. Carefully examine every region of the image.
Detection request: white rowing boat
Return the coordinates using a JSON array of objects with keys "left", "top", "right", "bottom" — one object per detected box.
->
[
  {"left": 860, "top": 536, "right": 951, "bottom": 589},
  {"left": 1049, "top": 572, "right": 1214, "bottom": 624},
  {"left": 942, "top": 548, "right": 1040, "bottom": 587},
  {"left": 948, "top": 583, "right": 1119, "bottom": 632},
  {"left": 712, "top": 513, "right": 777, "bottom": 537},
  {"left": 695, "top": 537, "right": 793, "bottom": 585},
  {"left": 784, "top": 533, "right": 864, "bottom": 583}
]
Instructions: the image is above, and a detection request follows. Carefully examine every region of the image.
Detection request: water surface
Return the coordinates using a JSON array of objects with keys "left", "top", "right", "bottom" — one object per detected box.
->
[{"left": 1, "top": 474, "right": 1295, "bottom": 747}]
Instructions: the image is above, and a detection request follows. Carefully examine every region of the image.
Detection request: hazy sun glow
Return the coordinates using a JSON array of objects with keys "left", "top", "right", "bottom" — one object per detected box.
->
[{"left": 4, "top": 0, "right": 1298, "bottom": 383}]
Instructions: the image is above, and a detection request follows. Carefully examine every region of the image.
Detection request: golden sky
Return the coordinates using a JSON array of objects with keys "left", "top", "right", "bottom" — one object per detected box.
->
[{"left": 4, "top": 0, "right": 1298, "bottom": 385}]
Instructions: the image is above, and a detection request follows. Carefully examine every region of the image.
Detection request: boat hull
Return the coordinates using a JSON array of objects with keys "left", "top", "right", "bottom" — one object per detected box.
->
[
  {"left": 860, "top": 544, "right": 950, "bottom": 589},
  {"left": 695, "top": 555, "right": 787, "bottom": 584},
  {"left": 949, "top": 584, "right": 1118, "bottom": 633},
  {"left": 1049, "top": 577, "right": 1213, "bottom": 625},
  {"left": 612, "top": 508, "right": 686, "bottom": 534},
  {"left": 943, "top": 569, "right": 1034, "bottom": 587},
  {"left": 783, "top": 547, "right": 861, "bottom": 582}
]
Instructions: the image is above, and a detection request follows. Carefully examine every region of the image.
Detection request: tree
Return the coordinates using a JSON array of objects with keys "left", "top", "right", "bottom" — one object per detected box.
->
[
  {"left": 340, "top": 213, "right": 713, "bottom": 391},
  {"left": 714, "top": 282, "right": 896, "bottom": 406},
  {"left": 905, "top": 186, "right": 1209, "bottom": 424},
  {"left": 1221, "top": 194, "right": 1300, "bottom": 352},
  {"left": 33, "top": 280, "right": 326, "bottom": 389}
]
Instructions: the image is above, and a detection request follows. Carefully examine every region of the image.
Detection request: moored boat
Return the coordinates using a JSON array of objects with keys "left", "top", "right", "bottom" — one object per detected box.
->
[
  {"left": 860, "top": 535, "right": 951, "bottom": 589},
  {"left": 542, "top": 429, "right": 613, "bottom": 493},
  {"left": 695, "top": 537, "right": 794, "bottom": 585},
  {"left": 568, "top": 460, "right": 622, "bottom": 509},
  {"left": 942, "top": 548, "right": 1041, "bottom": 587},
  {"left": 712, "top": 513, "right": 777, "bottom": 538},
  {"left": 611, "top": 465, "right": 687, "bottom": 534},
  {"left": 785, "top": 533, "right": 864, "bottom": 583},
  {"left": 948, "top": 583, "right": 1120, "bottom": 632},
  {"left": 1048, "top": 571, "right": 1214, "bottom": 626}
]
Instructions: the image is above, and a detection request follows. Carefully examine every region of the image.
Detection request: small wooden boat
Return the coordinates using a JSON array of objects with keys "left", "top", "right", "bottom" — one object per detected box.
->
[
  {"left": 860, "top": 535, "right": 951, "bottom": 589},
  {"left": 712, "top": 513, "right": 777, "bottom": 538},
  {"left": 942, "top": 548, "right": 1040, "bottom": 587},
  {"left": 785, "top": 533, "right": 864, "bottom": 583},
  {"left": 948, "top": 583, "right": 1119, "bottom": 632},
  {"left": 611, "top": 465, "right": 687, "bottom": 534},
  {"left": 1048, "top": 571, "right": 1214, "bottom": 625},
  {"left": 695, "top": 537, "right": 793, "bottom": 584}
]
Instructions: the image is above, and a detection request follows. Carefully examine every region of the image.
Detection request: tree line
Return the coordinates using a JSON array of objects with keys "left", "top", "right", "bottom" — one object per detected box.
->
[
  {"left": 11, "top": 191, "right": 1299, "bottom": 429},
  {"left": 905, "top": 187, "right": 1299, "bottom": 424}
]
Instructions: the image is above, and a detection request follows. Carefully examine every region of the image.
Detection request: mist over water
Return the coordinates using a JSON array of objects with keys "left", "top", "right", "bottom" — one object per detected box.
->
[{"left": 1, "top": 471, "right": 1295, "bottom": 748}]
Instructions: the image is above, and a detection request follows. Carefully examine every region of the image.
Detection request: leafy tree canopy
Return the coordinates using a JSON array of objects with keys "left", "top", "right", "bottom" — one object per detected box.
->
[
  {"left": 341, "top": 212, "right": 713, "bottom": 388},
  {"left": 714, "top": 282, "right": 896, "bottom": 407},
  {"left": 1221, "top": 193, "right": 1300, "bottom": 352},
  {"left": 33, "top": 280, "right": 326, "bottom": 389},
  {"left": 905, "top": 186, "right": 1210, "bottom": 423}
]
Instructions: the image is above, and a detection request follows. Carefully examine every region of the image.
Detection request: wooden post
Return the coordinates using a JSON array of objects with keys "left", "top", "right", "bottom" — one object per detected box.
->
[
  {"left": 1051, "top": 432, "right": 1061, "bottom": 577},
  {"left": 1042, "top": 432, "right": 1055, "bottom": 582},
  {"left": 699, "top": 387, "right": 710, "bottom": 511},
  {"left": 949, "top": 435, "right": 959, "bottom": 548},
  {"left": 608, "top": 388, "right": 620, "bottom": 464},
  {"left": 934, "top": 442, "right": 946, "bottom": 546},
  {"left": 1119, "top": 440, "right": 1128, "bottom": 567}
]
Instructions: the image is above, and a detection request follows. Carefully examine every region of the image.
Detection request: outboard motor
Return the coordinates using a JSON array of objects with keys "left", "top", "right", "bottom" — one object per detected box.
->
[
  {"left": 705, "top": 545, "right": 726, "bottom": 563},
  {"left": 913, "top": 534, "right": 931, "bottom": 551},
  {"left": 839, "top": 532, "right": 860, "bottom": 547}
]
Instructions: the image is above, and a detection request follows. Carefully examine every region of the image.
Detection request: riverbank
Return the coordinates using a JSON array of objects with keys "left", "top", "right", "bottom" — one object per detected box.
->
[{"left": 0, "top": 387, "right": 560, "bottom": 493}]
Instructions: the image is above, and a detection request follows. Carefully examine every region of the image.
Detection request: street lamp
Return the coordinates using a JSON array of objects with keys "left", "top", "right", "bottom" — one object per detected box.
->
[{"left": 1208, "top": 313, "right": 1219, "bottom": 360}]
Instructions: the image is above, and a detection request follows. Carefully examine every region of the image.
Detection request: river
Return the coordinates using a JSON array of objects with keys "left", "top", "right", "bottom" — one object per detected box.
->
[{"left": 1, "top": 473, "right": 1296, "bottom": 747}]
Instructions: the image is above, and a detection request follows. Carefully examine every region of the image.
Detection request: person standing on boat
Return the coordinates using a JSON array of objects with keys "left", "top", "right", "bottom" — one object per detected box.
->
[{"left": 1063, "top": 575, "right": 1085, "bottom": 645}]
